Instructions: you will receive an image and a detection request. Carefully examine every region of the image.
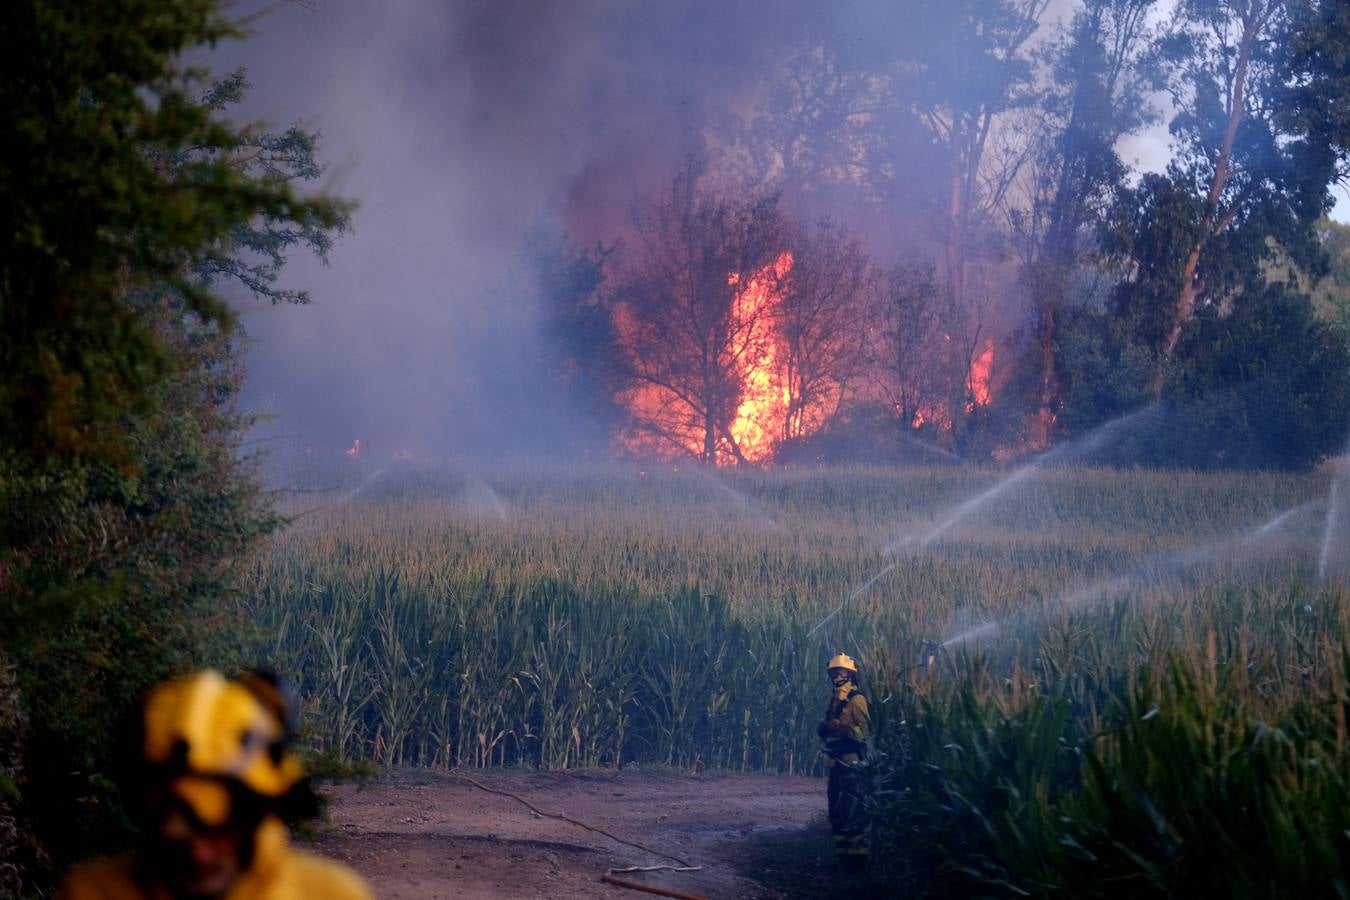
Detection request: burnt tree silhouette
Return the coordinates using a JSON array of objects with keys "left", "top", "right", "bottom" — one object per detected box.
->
[{"left": 614, "top": 163, "right": 788, "bottom": 465}]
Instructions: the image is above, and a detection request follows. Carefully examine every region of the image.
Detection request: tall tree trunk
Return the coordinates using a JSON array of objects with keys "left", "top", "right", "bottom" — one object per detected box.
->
[
  {"left": 701, "top": 359, "right": 718, "bottom": 464},
  {"left": 1034, "top": 98, "right": 1086, "bottom": 441},
  {"left": 946, "top": 140, "right": 966, "bottom": 307},
  {"left": 1151, "top": 7, "right": 1262, "bottom": 397}
]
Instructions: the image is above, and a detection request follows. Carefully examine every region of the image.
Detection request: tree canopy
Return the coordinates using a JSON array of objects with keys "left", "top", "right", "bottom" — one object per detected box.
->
[
  {"left": 0, "top": 0, "right": 348, "bottom": 461},
  {"left": 0, "top": 1, "right": 350, "bottom": 886}
]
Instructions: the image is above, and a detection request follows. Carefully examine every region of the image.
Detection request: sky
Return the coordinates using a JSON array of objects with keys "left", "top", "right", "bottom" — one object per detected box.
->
[{"left": 210, "top": 0, "right": 1349, "bottom": 460}]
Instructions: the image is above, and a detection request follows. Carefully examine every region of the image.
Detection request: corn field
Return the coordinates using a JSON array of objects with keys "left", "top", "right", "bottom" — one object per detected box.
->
[{"left": 242, "top": 461, "right": 1348, "bottom": 778}]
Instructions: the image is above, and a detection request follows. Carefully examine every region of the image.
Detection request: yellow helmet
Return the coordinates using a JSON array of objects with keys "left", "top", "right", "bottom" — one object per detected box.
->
[
  {"left": 140, "top": 670, "right": 306, "bottom": 825},
  {"left": 826, "top": 653, "right": 858, "bottom": 674}
]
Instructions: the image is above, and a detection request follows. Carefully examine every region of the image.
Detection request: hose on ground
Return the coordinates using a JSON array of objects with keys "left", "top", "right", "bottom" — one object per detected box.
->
[{"left": 445, "top": 769, "right": 700, "bottom": 868}]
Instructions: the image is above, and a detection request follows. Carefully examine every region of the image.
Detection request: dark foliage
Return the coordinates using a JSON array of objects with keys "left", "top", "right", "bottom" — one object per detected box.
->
[
  {"left": 0, "top": 3, "right": 349, "bottom": 886},
  {"left": 1059, "top": 285, "right": 1350, "bottom": 470},
  {"left": 867, "top": 653, "right": 1350, "bottom": 896},
  {"left": 527, "top": 230, "right": 629, "bottom": 449}
]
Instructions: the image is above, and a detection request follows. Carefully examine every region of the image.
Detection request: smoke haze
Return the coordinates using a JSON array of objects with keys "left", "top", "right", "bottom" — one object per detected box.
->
[
  {"left": 213, "top": 0, "right": 1345, "bottom": 462},
  {"left": 215, "top": 1, "right": 821, "bottom": 457}
]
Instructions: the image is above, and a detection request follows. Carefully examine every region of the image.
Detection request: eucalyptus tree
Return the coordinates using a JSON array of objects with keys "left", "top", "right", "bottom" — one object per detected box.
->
[
  {"left": 1103, "top": 0, "right": 1350, "bottom": 396},
  {"left": 1015, "top": 0, "right": 1160, "bottom": 441},
  {"left": 903, "top": 0, "right": 1052, "bottom": 309}
]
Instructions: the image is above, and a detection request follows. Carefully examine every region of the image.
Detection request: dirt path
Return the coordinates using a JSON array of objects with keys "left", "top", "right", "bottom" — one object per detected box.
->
[{"left": 311, "top": 769, "right": 841, "bottom": 899}]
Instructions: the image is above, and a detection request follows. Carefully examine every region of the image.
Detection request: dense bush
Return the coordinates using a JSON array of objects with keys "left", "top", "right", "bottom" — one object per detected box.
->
[
  {"left": 1058, "top": 286, "right": 1350, "bottom": 470},
  {"left": 3, "top": 305, "right": 279, "bottom": 870},
  {"left": 0, "top": 3, "right": 347, "bottom": 886}
]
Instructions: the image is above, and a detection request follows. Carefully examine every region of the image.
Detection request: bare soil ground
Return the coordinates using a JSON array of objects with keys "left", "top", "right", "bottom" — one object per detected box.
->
[{"left": 310, "top": 769, "right": 847, "bottom": 899}]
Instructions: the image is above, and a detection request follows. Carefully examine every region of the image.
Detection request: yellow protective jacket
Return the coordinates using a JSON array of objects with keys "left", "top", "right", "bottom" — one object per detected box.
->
[
  {"left": 58, "top": 818, "right": 371, "bottom": 900},
  {"left": 820, "top": 685, "right": 869, "bottom": 766}
]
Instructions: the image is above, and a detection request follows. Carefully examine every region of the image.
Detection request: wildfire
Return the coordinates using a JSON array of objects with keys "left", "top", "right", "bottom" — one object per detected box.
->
[
  {"left": 618, "top": 253, "right": 997, "bottom": 463},
  {"left": 727, "top": 252, "right": 793, "bottom": 462},
  {"left": 618, "top": 252, "right": 797, "bottom": 465},
  {"left": 967, "top": 338, "right": 994, "bottom": 411},
  {"left": 345, "top": 438, "right": 363, "bottom": 458},
  {"left": 912, "top": 338, "right": 995, "bottom": 429}
]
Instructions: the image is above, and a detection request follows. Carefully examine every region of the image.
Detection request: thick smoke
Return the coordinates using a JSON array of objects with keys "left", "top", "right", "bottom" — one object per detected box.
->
[
  {"left": 224, "top": 0, "right": 1263, "bottom": 463},
  {"left": 213, "top": 1, "right": 835, "bottom": 459},
  {"left": 215, "top": 0, "right": 1071, "bottom": 460}
]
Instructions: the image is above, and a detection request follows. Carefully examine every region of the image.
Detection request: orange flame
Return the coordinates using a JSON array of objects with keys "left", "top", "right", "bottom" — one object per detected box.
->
[
  {"left": 912, "top": 338, "right": 994, "bottom": 429},
  {"left": 619, "top": 252, "right": 796, "bottom": 465},
  {"left": 727, "top": 252, "right": 793, "bottom": 462},
  {"left": 345, "top": 438, "right": 363, "bottom": 458},
  {"left": 967, "top": 338, "right": 994, "bottom": 411}
]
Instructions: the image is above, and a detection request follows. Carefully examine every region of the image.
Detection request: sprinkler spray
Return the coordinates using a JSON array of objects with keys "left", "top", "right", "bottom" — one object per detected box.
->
[
  {"left": 922, "top": 639, "right": 942, "bottom": 673},
  {"left": 888, "top": 639, "right": 945, "bottom": 678}
]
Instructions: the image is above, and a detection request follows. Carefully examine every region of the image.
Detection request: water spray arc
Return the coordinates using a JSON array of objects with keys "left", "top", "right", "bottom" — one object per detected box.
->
[
  {"left": 806, "top": 563, "right": 896, "bottom": 638},
  {"left": 899, "top": 434, "right": 963, "bottom": 464},
  {"left": 807, "top": 406, "right": 1158, "bottom": 642},
  {"left": 887, "top": 405, "right": 1157, "bottom": 554},
  {"left": 461, "top": 475, "right": 510, "bottom": 521},
  {"left": 690, "top": 468, "right": 784, "bottom": 532},
  {"left": 939, "top": 500, "right": 1322, "bottom": 651},
  {"left": 1318, "top": 454, "right": 1347, "bottom": 584},
  {"left": 335, "top": 465, "right": 388, "bottom": 507}
]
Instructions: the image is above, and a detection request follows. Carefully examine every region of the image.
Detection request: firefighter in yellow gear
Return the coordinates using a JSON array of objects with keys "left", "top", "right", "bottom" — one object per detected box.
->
[
  {"left": 816, "top": 653, "right": 870, "bottom": 869},
  {"left": 60, "top": 670, "right": 371, "bottom": 900}
]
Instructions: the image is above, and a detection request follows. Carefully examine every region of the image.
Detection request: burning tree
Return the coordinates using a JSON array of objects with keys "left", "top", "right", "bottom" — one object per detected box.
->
[
  {"left": 775, "top": 219, "right": 875, "bottom": 444},
  {"left": 869, "top": 263, "right": 997, "bottom": 453},
  {"left": 614, "top": 164, "right": 789, "bottom": 465},
  {"left": 613, "top": 165, "right": 882, "bottom": 465},
  {"left": 872, "top": 265, "right": 947, "bottom": 429}
]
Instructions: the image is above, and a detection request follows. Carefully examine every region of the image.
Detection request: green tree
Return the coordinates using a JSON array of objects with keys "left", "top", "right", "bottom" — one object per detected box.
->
[
  {"left": 1065, "top": 0, "right": 1350, "bottom": 469},
  {"left": 1164, "top": 284, "right": 1350, "bottom": 469},
  {"left": 1311, "top": 218, "right": 1350, "bottom": 347},
  {"left": 1014, "top": 0, "right": 1159, "bottom": 442},
  {"left": 0, "top": 1, "right": 350, "bottom": 885},
  {"left": 0, "top": 1, "right": 345, "bottom": 461},
  {"left": 1058, "top": 278, "right": 1350, "bottom": 470},
  {"left": 1115, "top": 0, "right": 1350, "bottom": 395}
]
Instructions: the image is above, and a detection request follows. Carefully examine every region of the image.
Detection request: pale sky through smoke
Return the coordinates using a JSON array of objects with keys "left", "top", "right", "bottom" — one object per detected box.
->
[{"left": 210, "top": 0, "right": 1348, "bottom": 460}]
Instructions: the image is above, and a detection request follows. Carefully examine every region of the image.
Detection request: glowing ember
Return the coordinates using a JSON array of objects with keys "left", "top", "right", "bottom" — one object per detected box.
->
[{"left": 912, "top": 404, "right": 950, "bottom": 430}]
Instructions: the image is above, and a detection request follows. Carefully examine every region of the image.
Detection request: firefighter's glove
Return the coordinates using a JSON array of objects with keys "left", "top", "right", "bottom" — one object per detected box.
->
[
  {"left": 822, "top": 719, "right": 852, "bottom": 740},
  {"left": 816, "top": 719, "right": 830, "bottom": 739}
]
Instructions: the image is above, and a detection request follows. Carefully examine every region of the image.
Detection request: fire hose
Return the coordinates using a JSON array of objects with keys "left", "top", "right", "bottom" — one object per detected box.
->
[
  {"left": 445, "top": 770, "right": 707, "bottom": 899},
  {"left": 444, "top": 640, "right": 942, "bottom": 898},
  {"left": 602, "top": 869, "right": 708, "bottom": 900}
]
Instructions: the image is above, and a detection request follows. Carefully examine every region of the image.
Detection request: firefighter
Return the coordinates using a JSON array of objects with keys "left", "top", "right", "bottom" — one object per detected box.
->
[
  {"left": 816, "top": 652, "right": 869, "bottom": 869},
  {"left": 60, "top": 670, "right": 371, "bottom": 900}
]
